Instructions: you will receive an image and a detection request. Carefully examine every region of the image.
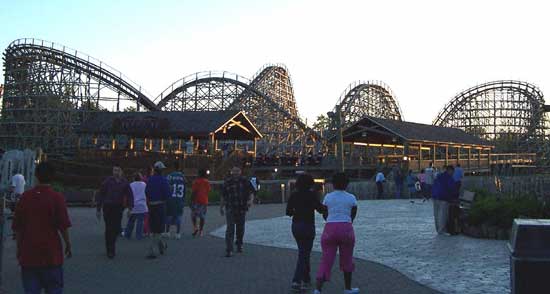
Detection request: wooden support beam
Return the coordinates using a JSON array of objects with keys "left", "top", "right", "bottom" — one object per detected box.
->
[
  {"left": 467, "top": 148, "right": 471, "bottom": 170},
  {"left": 445, "top": 145, "right": 449, "bottom": 166},
  {"left": 208, "top": 133, "right": 215, "bottom": 155},
  {"left": 418, "top": 144, "right": 422, "bottom": 171}
]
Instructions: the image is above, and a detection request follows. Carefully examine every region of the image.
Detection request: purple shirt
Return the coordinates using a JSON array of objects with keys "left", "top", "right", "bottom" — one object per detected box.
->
[{"left": 97, "top": 176, "right": 133, "bottom": 209}]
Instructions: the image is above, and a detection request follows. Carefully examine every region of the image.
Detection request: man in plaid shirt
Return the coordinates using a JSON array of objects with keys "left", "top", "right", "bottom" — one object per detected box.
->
[{"left": 220, "top": 166, "right": 254, "bottom": 257}]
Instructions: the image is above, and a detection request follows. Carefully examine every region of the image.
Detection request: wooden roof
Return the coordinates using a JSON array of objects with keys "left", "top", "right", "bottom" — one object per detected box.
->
[
  {"left": 78, "top": 110, "right": 262, "bottom": 140},
  {"left": 342, "top": 116, "right": 493, "bottom": 148}
]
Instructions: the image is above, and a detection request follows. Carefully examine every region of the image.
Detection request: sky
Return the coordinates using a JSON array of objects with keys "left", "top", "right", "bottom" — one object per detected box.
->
[{"left": 1, "top": 0, "right": 550, "bottom": 125}]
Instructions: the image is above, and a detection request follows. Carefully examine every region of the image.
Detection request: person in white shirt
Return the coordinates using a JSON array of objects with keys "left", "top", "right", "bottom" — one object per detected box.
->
[
  {"left": 11, "top": 173, "right": 26, "bottom": 195},
  {"left": 375, "top": 170, "right": 385, "bottom": 199},
  {"left": 424, "top": 162, "right": 436, "bottom": 199},
  {"left": 314, "top": 173, "right": 359, "bottom": 294},
  {"left": 124, "top": 173, "right": 148, "bottom": 240},
  {"left": 9, "top": 172, "right": 26, "bottom": 211}
]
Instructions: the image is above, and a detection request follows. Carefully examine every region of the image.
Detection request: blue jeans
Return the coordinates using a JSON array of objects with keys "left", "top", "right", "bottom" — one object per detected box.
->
[
  {"left": 125, "top": 213, "right": 145, "bottom": 240},
  {"left": 22, "top": 266, "right": 63, "bottom": 294},
  {"left": 292, "top": 221, "right": 315, "bottom": 283},
  {"left": 165, "top": 215, "right": 182, "bottom": 233}
]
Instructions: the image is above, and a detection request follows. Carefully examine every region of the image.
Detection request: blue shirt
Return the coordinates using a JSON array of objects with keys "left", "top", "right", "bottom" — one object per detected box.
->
[
  {"left": 453, "top": 167, "right": 464, "bottom": 182},
  {"left": 166, "top": 172, "right": 185, "bottom": 216},
  {"left": 167, "top": 172, "right": 186, "bottom": 199},
  {"left": 145, "top": 175, "right": 170, "bottom": 202},
  {"left": 432, "top": 172, "right": 458, "bottom": 201}
]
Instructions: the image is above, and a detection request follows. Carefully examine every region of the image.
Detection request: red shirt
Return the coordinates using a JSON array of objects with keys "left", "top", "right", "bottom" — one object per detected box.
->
[
  {"left": 12, "top": 185, "right": 71, "bottom": 267},
  {"left": 192, "top": 178, "right": 211, "bottom": 205}
]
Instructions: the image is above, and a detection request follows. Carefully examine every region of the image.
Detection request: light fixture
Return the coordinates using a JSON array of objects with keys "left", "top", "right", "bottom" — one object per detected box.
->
[
  {"left": 206, "top": 170, "right": 210, "bottom": 175},
  {"left": 274, "top": 168, "right": 278, "bottom": 173},
  {"left": 403, "top": 156, "right": 409, "bottom": 161}
]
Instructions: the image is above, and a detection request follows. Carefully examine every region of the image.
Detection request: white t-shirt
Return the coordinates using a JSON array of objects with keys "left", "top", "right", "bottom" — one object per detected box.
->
[
  {"left": 11, "top": 174, "right": 26, "bottom": 194},
  {"left": 425, "top": 167, "right": 435, "bottom": 185},
  {"left": 130, "top": 181, "right": 148, "bottom": 214},
  {"left": 323, "top": 190, "right": 358, "bottom": 223},
  {"left": 375, "top": 172, "right": 385, "bottom": 183}
]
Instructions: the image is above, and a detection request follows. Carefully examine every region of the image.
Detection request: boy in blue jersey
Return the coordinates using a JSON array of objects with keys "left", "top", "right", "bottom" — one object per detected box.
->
[{"left": 164, "top": 161, "right": 186, "bottom": 240}]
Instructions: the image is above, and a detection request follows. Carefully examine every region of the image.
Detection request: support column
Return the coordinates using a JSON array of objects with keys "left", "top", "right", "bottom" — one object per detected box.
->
[
  {"left": 253, "top": 138, "right": 258, "bottom": 157},
  {"left": 111, "top": 137, "right": 117, "bottom": 150},
  {"left": 144, "top": 138, "right": 148, "bottom": 151},
  {"left": 403, "top": 142, "right": 410, "bottom": 172},
  {"left": 445, "top": 145, "right": 449, "bottom": 166},
  {"left": 418, "top": 144, "right": 422, "bottom": 171},
  {"left": 467, "top": 148, "right": 471, "bottom": 170},
  {"left": 130, "top": 138, "right": 135, "bottom": 150},
  {"left": 432, "top": 145, "right": 436, "bottom": 167},
  {"left": 160, "top": 138, "right": 164, "bottom": 152},
  {"left": 456, "top": 146, "right": 461, "bottom": 165},
  {"left": 487, "top": 148, "right": 491, "bottom": 169},
  {"left": 149, "top": 138, "right": 153, "bottom": 151},
  {"left": 234, "top": 139, "right": 238, "bottom": 152},
  {"left": 178, "top": 139, "right": 182, "bottom": 152},
  {"left": 477, "top": 148, "right": 482, "bottom": 168},
  {"left": 208, "top": 133, "right": 215, "bottom": 155}
]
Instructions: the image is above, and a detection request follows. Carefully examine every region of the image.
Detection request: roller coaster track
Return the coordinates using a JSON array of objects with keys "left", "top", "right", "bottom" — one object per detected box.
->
[
  {"left": 329, "top": 81, "right": 402, "bottom": 133},
  {"left": 155, "top": 68, "right": 317, "bottom": 154},
  {"left": 433, "top": 80, "right": 548, "bottom": 153},
  {"left": 3, "top": 38, "right": 157, "bottom": 110}
]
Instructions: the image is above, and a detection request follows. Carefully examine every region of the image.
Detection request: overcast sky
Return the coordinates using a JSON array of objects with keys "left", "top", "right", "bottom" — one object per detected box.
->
[{"left": 1, "top": 0, "right": 549, "bottom": 124}]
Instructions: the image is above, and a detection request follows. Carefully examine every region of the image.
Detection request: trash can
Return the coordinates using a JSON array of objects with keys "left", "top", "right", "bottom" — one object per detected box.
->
[{"left": 509, "top": 219, "right": 550, "bottom": 294}]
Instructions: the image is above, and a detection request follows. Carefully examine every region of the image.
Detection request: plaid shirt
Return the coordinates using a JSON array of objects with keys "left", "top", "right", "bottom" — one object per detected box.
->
[{"left": 222, "top": 176, "right": 254, "bottom": 216}]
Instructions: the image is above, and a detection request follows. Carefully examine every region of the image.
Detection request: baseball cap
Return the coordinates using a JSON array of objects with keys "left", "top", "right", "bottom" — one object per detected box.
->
[{"left": 154, "top": 161, "right": 166, "bottom": 169}]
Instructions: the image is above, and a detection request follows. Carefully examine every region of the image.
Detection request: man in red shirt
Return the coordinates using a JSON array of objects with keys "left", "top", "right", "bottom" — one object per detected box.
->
[
  {"left": 12, "top": 162, "right": 72, "bottom": 294},
  {"left": 191, "top": 169, "right": 211, "bottom": 237}
]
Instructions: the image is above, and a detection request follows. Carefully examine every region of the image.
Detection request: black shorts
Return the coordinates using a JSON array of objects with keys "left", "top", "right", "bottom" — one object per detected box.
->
[{"left": 148, "top": 203, "right": 166, "bottom": 234}]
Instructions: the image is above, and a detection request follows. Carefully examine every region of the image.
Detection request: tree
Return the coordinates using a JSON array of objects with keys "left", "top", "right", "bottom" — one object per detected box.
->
[
  {"left": 123, "top": 106, "right": 137, "bottom": 112},
  {"left": 312, "top": 114, "right": 330, "bottom": 135}
]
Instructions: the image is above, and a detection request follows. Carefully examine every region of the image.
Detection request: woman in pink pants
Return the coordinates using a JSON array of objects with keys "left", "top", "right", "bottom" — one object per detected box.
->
[{"left": 314, "top": 172, "right": 359, "bottom": 294}]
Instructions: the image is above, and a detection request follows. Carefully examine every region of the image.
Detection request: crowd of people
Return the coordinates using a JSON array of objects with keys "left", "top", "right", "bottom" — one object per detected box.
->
[
  {"left": 255, "top": 152, "right": 325, "bottom": 167},
  {"left": 9, "top": 157, "right": 468, "bottom": 293},
  {"left": 375, "top": 162, "right": 465, "bottom": 235}
]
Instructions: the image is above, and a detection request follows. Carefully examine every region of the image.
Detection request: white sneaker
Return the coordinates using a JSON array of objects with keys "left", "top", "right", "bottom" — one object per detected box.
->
[
  {"left": 175, "top": 233, "right": 181, "bottom": 240},
  {"left": 343, "top": 288, "right": 360, "bottom": 294}
]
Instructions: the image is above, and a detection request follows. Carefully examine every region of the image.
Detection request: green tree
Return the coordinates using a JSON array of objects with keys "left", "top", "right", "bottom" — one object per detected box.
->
[
  {"left": 123, "top": 106, "right": 137, "bottom": 112},
  {"left": 312, "top": 114, "right": 330, "bottom": 135}
]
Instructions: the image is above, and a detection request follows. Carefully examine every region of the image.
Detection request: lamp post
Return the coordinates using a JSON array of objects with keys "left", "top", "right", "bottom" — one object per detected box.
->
[{"left": 328, "top": 107, "right": 345, "bottom": 172}]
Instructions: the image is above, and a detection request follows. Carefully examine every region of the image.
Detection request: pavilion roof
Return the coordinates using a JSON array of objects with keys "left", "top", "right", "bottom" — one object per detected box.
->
[
  {"left": 78, "top": 110, "right": 262, "bottom": 140},
  {"left": 342, "top": 116, "right": 493, "bottom": 148}
]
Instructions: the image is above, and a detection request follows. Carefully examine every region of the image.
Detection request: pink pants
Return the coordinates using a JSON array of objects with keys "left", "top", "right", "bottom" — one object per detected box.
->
[{"left": 316, "top": 222, "right": 356, "bottom": 282}]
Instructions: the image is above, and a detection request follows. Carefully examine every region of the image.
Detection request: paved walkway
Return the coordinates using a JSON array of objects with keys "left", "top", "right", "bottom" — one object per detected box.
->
[
  {"left": 212, "top": 200, "right": 510, "bottom": 294},
  {"left": 1, "top": 204, "right": 438, "bottom": 294}
]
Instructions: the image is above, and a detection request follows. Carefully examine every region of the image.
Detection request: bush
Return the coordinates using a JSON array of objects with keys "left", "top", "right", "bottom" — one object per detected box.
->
[{"left": 468, "top": 189, "right": 549, "bottom": 229}]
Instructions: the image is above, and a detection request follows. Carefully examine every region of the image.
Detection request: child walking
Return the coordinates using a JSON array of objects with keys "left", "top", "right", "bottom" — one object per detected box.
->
[{"left": 164, "top": 162, "right": 185, "bottom": 239}]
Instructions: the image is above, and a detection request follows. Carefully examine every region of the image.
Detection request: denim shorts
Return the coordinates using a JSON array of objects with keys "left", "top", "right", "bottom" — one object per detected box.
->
[
  {"left": 165, "top": 215, "right": 182, "bottom": 225},
  {"left": 191, "top": 203, "right": 208, "bottom": 219},
  {"left": 22, "top": 266, "right": 63, "bottom": 294}
]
